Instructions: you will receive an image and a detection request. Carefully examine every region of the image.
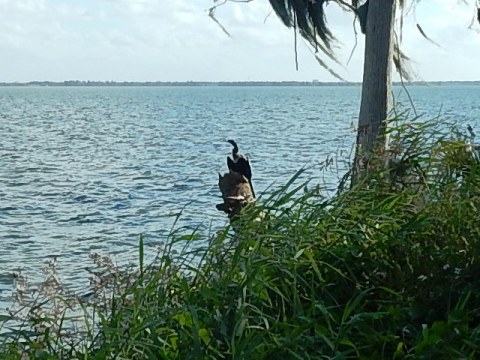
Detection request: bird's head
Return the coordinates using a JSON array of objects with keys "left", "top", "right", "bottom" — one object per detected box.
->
[{"left": 227, "top": 139, "right": 237, "bottom": 148}]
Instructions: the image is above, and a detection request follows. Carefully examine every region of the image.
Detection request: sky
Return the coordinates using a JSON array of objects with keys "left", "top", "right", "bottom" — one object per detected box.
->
[{"left": 0, "top": 0, "right": 479, "bottom": 82}]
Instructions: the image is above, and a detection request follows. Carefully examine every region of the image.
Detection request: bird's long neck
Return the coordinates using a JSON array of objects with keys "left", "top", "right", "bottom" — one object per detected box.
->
[{"left": 232, "top": 144, "right": 239, "bottom": 159}]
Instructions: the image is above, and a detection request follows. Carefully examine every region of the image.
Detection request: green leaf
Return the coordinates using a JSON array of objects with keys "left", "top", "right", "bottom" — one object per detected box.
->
[
  {"left": 198, "top": 328, "right": 211, "bottom": 346},
  {"left": 294, "top": 248, "right": 305, "bottom": 259},
  {"left": 139, "top": 234, "right": 144, "bottom": 276}
]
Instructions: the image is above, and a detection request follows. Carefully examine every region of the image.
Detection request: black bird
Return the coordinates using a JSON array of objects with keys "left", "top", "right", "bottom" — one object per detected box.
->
[
  {"left": 467, "top": 124, "right": 476, "bottom": 139},
  {"left": 227, "top": 139, "right": 255, "bottom": 199}
]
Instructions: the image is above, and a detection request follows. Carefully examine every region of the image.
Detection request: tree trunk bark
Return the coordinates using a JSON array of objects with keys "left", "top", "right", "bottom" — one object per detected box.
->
[{"left": 353, "top": 0, "right": 396, "bottom": 184}]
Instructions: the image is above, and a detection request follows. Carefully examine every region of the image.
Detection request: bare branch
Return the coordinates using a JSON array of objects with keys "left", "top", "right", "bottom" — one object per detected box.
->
[
  {"left": 335, "top": 0, "right": 356, "bottom": 12},
  {"left": 207, "top": 0, "right": 254, "bottom": 37},
  {"left": 263, "top": 9, "right": 273, "bottom": 23},
  {"left": 208, "top": 0, "right": 232, "bottom": 38},
  {"left": 347, "top": 15, "right": 358, "bottom": 65},
  {"left": 294, "top": 12, "right": 299, "bottom": 70}
]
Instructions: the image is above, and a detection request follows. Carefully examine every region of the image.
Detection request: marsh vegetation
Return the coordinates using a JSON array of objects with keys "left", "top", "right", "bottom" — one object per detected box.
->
[{"left": 2, "top": 116, "right": 480, "bottom": 359}]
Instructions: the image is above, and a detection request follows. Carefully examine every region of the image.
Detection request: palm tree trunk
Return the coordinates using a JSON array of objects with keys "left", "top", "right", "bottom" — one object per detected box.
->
[{"left": 353, "top": 0, "right": 396, "bottom": 184}]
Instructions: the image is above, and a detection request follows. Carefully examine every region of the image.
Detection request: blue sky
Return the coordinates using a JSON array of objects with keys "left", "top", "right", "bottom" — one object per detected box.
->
[{"left": 0, "top": 0, "right": 479, "bottom": 82}]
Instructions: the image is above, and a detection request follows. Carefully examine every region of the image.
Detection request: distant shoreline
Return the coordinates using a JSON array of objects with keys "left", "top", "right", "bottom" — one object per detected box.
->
[{"left": 0, "top": 80, "right": 479, "bottom": 87}]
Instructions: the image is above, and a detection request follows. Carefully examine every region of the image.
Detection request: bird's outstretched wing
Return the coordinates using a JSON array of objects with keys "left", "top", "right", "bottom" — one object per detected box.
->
[
  {"left": 227, "top": 156, "right": 235, "bottom": 172},
  {"left": 238, "top": 157, "right": 252, "bottom": 180}
]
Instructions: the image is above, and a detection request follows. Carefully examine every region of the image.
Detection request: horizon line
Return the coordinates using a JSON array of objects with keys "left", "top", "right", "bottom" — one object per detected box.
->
[{"left": 1, "top": 80, "right": 480, "bottom": 86}]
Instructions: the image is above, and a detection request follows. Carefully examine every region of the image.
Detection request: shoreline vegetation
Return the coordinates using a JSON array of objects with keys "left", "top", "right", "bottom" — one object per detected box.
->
[
  {"left": 1, "top": 80, "right": 480, "bottom": 87},
  {"left": 2, "top": 116, "right": 480, "bottom": 358}
]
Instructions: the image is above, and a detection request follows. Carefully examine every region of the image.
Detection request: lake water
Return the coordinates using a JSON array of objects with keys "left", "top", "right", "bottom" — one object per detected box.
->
[{"left": 1, "top": 84, "right": 479, "bottom": 312}]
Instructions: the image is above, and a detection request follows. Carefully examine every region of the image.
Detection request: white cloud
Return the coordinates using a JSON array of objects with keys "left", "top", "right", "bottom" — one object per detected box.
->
[{"left": 0, "top": 0, "right": 478, "bottom": 82}]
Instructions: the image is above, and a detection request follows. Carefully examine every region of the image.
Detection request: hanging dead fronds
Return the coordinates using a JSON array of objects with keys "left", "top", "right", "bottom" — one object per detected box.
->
[
  {"left": 393, "top": 34, "right": 414, "bottom": 82},
  {"left": 268, "top": 0, "right": 335, "bottom": 56},
  {"left": 209, "top": 0, "right": 477, "bottom": 83},
  {"left": 416, "top": 24, "right": 441, "bottom": 48}
]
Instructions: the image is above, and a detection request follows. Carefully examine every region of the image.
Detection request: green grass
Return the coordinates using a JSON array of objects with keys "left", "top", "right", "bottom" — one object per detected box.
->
[{"left": 1, "top": 117, "right": 480, "bottom": 359}]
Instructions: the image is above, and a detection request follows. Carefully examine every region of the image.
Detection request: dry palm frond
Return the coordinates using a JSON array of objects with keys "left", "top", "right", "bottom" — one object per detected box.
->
[
  {"left": 314, "top": 53, "right": 348, "bottom": 81},
  {"left": 416, "top": 24, "right": 441, "bottom": 48},
  {"left": 268, "top": 0, "right": 350, "bottom": 79},
  {"left": 393, "top": 34, "right": 414, "bottom": 82},
  {"left": 268, "top": 0, "right": 334, "bottom": 56},
  {"left": 269, "top": 0, "right": 293, "bottom": 27}
]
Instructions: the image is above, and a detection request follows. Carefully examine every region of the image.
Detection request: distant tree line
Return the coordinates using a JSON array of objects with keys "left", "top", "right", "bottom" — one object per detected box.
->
[{"left": 1, "top": 80, "right": 479, "bottom": 87}]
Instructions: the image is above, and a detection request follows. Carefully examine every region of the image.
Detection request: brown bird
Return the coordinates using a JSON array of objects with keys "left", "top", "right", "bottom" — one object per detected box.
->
[{"left": 227, "top": 139, "right": 255, "bottom": 199}]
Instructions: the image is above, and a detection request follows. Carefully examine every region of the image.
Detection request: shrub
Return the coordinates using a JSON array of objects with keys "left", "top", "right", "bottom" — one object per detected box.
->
[{"left": 1, "top": 117, "right": 480, "bottom": 359}]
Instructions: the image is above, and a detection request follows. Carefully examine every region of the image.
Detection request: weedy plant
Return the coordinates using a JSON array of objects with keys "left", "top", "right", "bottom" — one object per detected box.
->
[{"left": 1, "top": 116, "right": 480, "bottom": 359}]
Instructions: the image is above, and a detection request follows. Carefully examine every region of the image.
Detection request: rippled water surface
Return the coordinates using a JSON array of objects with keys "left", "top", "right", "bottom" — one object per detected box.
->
[{"left": 1, "top": 85, "right": 479, "bottom": 310}]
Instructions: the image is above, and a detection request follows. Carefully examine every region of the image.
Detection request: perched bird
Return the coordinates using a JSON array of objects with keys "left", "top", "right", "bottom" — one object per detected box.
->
[
  {"left": 467, "top": 124, "right": 476, "bottom": 139},
  {"left": 227, "top": 139, "right": 255, "bottom": 199}
]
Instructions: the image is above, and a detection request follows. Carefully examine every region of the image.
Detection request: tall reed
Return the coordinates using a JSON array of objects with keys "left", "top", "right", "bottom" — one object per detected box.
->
[{"left": 1, "top": 117, "right": 480, "bottom": 359}]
